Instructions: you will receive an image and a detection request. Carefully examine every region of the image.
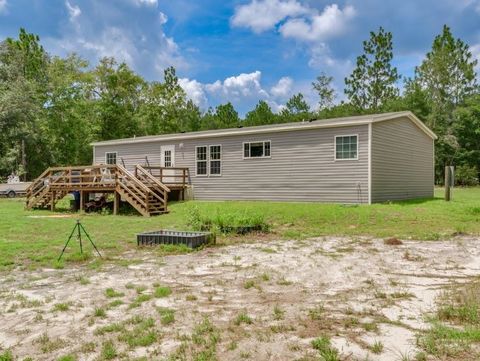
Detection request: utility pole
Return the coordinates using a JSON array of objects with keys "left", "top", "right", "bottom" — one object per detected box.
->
[
  {"left": 21, "top": 139, "right": 26, "bottom": 181},
  {"left": 445, "top": 165, "right": 453, "bottom": 201}
]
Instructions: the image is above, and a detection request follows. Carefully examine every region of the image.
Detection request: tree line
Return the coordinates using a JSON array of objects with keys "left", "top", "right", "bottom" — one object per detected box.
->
[{"left": 0, "top": 26, "right": 478, "bottom": 184}]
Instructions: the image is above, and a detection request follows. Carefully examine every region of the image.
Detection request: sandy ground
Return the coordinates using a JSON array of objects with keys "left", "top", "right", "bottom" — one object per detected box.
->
[{"left": 1, "top": 236, "right": 480, "bottom": 360}]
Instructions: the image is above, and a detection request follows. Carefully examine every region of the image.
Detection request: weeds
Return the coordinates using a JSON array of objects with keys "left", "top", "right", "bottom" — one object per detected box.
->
[
  {"left": 94, "top": 307, "right": 107, "bottom": 318},
  {"left": 369, "top": 340, "right": 384, "bottom": 354},
  {"left": 158, "top": 308, "right": 175, "bottom": 325},
  {"left": 273, "top": 305, "right": 285, "bottom": 320},
  {"left": 311, "top": 336, "right": 339, "bottom": 361},
  {"left": 234, "top": 311, "right": 253, "bottom": 326},
  {"left": 100, "top": 341, "right": 117, "bottom": 360},
  {"left": 154, "top": 286, "right": 172, "bottom": 298},
  {"left": 105, "top": 288, "right": 124, "bottom": 298}
]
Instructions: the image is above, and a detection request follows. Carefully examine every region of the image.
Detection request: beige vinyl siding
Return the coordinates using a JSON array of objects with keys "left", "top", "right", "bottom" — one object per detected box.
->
[
  {"left": 371, "top": 117, "right": 434, "bottom": 202},
  {"left": 94, "top": 125, "right": 370, "bottom": 203}
]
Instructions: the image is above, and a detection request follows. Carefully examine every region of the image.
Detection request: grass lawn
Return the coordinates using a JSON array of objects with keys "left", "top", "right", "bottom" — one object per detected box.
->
[{"left": 0, "top": 187, "right": 479, "bottom": 271}]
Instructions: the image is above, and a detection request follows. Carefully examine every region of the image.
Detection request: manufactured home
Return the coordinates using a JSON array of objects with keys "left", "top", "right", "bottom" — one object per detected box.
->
[{"left": 91, "top": 111, "right": 436, "bottom": 205}]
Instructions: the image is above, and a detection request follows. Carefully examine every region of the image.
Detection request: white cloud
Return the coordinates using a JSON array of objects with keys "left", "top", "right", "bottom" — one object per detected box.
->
[
  {"left": 179, "top": 71, "right": 299, "bottom": 113},
  {"left": 270, "top": 76, "right": 293, "bottom": 97},
  {"left": 132, "top": 0, "right": 158, "bottom": 6},
  {"left": 231, "top": 1, "right": 356, "bottom": 72},
  {"left": 45, "top": 3, "right": 187, "bottom": 77},
  {"left": 471, "top": 43, "right": 480, "bottom": 70},
  {"left": 279, "top": 4, "right": 355, "bottom": 41},
  {"left": 207, "top": 71, "right": 269, "bottom": 99},
  {"left": 158, "top": 11, "right": 168, "bottom": 25},
  {"left": 77, "top": 27, "right": 137, "bottom": 65},
  {"left": 231, "top": 0, "right": 308, "bottom": 33},
  {"left": 0, "top": 0, "right": 7, "bottom": 14},
  {"left": 179, "top": 78, "right": 208, "bottom": 108},
  {"left": 154, "top": 33, "right": 189, "bottom": 72},
  {"left": 65, "top": 1, "right": 81, "bottom": 22}
]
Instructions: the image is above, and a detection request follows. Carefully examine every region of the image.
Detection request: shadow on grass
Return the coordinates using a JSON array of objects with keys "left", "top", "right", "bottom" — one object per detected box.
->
[{"left": 383, "top": 196, "right": 444, "bottom": 206}]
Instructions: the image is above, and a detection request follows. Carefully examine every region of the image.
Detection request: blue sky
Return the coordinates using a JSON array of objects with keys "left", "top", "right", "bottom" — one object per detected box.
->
[{"left": 0, "top": 0, "right": 479, "bottom": 115}]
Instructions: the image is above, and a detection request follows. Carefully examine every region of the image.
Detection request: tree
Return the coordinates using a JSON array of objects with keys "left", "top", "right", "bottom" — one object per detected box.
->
[
  {"left": 6, "top": 28, "right": 48, "bottom": 82},
  {"left": 138, "top": 66, "right": 200, "bottom": 135},
  {"left": 412, "top": 25, "right": 479, "bottom": 180},
  {"left": 452, "top": 94, "right": 480, "bottom": 179},
  {"left": 0, "top": 29, "right": 49, "bottom": 178},
  {"left": 41, "top": 54, "right": 94, "bottom": 167},
  {"left": 344, "top": 27, "right": 400, "bottom": 111},
  {"left": 201, "top": 102, "right": 240, "bottom": 130},
  {"left": 312, "top": 73, "right": 335, "bottom": 110},
  {"left": 92, "top": 57, "right": 145, "bottom": 140},
  {"left": 285, "top": 93, "right": 310, "bottom": 114},
  {"left": 244, "top": 100, "right": 276, "bottom": 126},
  {"left": 415, "top": 25, "right": 478, "bottom": 115}
]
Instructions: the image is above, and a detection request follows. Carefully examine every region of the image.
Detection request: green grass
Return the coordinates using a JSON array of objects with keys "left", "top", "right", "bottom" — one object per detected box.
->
[
  {"left": 53, "top": 303, "right": 70, "bottom": 312},
  {"left": 311, "top": 336, "right": 340, "bottom": 361},
  {"left": 1, "top": 188, "right": 480, "bottom": 270},
  {"left": 0, "top": 350, "right": 13, "bottom": 361},
  {"left": 105, "top": 288, "right": 124, "bottom": 298},
  {"left": 418, "top": 279, "right": 480, "bottom": 360},
  {"left": 154, "top": 286, "right": 172, "bottom": 298},
  {"left": 234, "top": 311, "right": 253, "bottom": 326},
  {"left": 100, "top": 340, "right": 117, "bottom": 360},
  {"left": 157, "top": 307, "right": 175, "bottom": 325}
]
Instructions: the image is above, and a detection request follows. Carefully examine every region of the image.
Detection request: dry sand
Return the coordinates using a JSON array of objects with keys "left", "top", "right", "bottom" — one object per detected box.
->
[{"left": 1, "top": 236, "right": 479, "bottom": 360}]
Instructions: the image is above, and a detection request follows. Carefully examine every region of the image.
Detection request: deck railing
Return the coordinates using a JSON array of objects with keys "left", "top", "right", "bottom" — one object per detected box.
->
[
  {"left": 141, "top": 166, "right": 190, "bottom": 188},
  {"left": 26, "top": 164, "right": 171, "bottom": 216}
]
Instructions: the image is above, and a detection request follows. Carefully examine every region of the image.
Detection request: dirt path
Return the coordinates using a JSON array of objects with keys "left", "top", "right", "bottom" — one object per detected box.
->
[{"left": 1, "top": 236, "right": 480, "bottom": 360}]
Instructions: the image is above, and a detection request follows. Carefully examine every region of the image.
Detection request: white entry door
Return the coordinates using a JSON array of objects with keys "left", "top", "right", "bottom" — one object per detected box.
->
[{"left": 160, "top": 145, "right": 175, "bottom": 184}]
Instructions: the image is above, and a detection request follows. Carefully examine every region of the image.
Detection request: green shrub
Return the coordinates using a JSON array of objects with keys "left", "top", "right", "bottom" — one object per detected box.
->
[
  {"left": 455, "top": 165, "right": 479, "bottom": 186},
  {"left": 187, "top": 206, "right": 270, "bottom": 235}
]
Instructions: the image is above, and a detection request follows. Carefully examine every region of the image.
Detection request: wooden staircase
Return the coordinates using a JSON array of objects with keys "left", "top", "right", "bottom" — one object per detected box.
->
[{"left": 25, "top": 164, "right": 170, "bottom": 217}]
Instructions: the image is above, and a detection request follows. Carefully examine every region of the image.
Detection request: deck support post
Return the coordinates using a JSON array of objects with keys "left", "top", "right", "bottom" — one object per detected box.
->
[
  {"left": 114, "top": 191, "right": 120, "bottom": 215},
  {"left": 51, "top": 191, "right": 56, "bottom": 211},
  {"left": 80, "top": 191, "right": 85, "bottom": 212}
]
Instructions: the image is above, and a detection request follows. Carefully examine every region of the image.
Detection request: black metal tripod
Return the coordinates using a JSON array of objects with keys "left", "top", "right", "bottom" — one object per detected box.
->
[{"left": 58, "top": 219, "right": 102, "bottom": 261}]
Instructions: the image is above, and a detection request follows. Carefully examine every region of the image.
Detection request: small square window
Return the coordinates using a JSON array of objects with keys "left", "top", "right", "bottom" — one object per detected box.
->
[
  {"left": 105, "top": 152, "right": 117, "bottom": 165},
  {"left": 335, "top": 135, "right": 358, "bottom": 160}
]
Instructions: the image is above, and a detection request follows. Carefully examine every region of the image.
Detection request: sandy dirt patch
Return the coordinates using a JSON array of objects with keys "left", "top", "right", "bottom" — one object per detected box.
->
[{"left": 1, "top": 236, "right": 480, "bottom": 360}]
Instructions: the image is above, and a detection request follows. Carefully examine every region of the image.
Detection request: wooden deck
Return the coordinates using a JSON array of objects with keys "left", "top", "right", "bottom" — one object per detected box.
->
[{"left": 26, "top": 164, "right": 190, "bottom": 217}]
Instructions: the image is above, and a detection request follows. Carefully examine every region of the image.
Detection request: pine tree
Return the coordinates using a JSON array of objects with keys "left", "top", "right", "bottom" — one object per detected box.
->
[{"left": 344, "top": 27, "right": 400, "bottom": 111}]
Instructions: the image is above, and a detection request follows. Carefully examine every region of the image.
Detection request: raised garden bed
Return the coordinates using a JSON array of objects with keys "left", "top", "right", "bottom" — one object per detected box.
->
[{"left": 137, "top": 230, "right": 213, "bottom": 248}]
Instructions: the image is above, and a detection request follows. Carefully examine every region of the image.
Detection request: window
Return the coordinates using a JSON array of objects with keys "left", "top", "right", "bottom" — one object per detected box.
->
[
  {"left": 209, "top": 145, "right": 222, "bottom": 175},
  {"left": 164, "top": 150, "right": 172, "bottom": 167},
  {"left": 196, "top": 145, "right": 222, "bottom": 176},
  {"left": 335, "top": 135, "right": 358, "bottom": 160},
  {"left": 196, "top": 146, "right": 207, "bottom": 176},
  {"left": 243, "top": 141, "right": 271, "bottom": 158},
  {"left": 105, "top": 152, "right": 117, "bottom": 165}
]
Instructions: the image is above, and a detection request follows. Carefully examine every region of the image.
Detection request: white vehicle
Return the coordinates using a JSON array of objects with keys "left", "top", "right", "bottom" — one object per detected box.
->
[{"left": 0, "top": 178, "right": 32, "bottom": 198}]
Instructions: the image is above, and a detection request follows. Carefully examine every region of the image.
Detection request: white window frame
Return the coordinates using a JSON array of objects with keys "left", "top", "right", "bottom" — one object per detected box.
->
[
  {"left": 209, "top": 144, "right": 222, "bottom": 177},
  {"left": 334, "top": 134, "right": 359, "bottom": 161},
  {"left": 105, "top": 151, "right": 118, "bottom": 165},
  {"left": 242, "top": 140, "right": 272, "bottom": 159},
  {"left": 195, "top": 145, "right": 208, "bottom": 177}
]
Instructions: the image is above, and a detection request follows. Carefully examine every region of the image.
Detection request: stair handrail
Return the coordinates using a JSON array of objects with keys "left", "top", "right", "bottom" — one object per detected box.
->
[
  {"left": 26, "top": 167, "right": 52, "bottom": 195},
  {"left": 135, "top": 165, "right": 171, "bottom": 193},
  {"left": 115, "top": 164, "right": 152, "bottom": 194}
]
